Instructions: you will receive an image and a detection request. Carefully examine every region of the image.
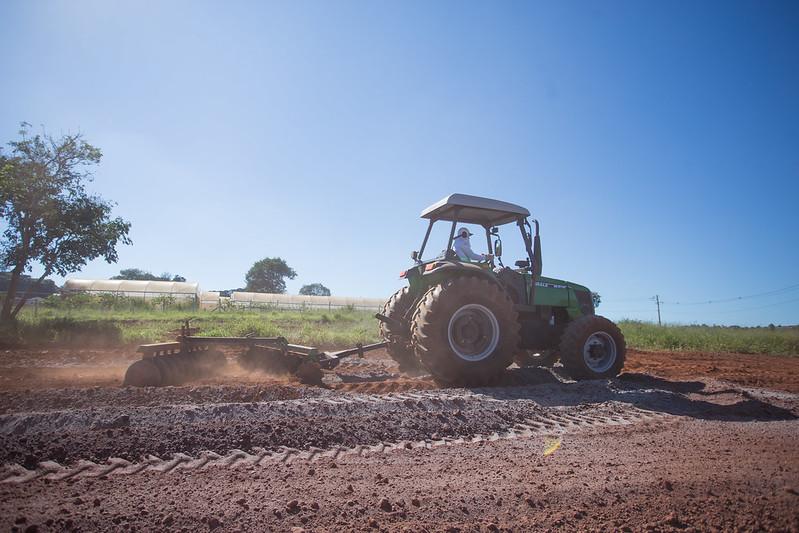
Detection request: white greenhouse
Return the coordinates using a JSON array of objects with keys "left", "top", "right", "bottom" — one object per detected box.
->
[
  {"left": 230, "top": 292, "right": 385, "bottom": 311},
  {"left": 63, "top": 279, "right": 200, "bottom": 304},
  {"left": 199, "top": 291, "right": 222, "bottom": 310}
]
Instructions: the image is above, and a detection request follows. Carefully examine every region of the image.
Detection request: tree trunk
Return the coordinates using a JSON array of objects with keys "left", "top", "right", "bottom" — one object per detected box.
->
[
  {"left": 2, "top": 223, "right": 32, "bottom": 322},
  {"left": 0, "top": 265, "right": 24, "bottom": 322},
  {"left": 10, "top": 271, "right": 49, "bottom": 319}
]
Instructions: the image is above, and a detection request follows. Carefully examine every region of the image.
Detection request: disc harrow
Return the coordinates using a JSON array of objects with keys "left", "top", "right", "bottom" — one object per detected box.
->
[{"left": 123, "top": 321, "right": 387, "bottom": 387}]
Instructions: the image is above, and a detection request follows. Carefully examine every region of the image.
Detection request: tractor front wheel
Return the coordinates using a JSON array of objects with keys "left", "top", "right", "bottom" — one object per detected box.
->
[
  {"left": 558, "top": 315, "right": 626, "bottom": 380},
  {"left": 411, "top": 277, "right": 519, "bottom": 385}
]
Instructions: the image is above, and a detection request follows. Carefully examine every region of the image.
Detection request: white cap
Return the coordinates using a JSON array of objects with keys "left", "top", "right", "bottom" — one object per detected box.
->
[{"left": 456, "top": 227, "right": 473, "bottom": 239}]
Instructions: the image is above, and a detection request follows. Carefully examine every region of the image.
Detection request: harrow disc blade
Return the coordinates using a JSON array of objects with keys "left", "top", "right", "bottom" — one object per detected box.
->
[
  {"left": 295, "top": 360, "right": 324, "bottom": 386},
  {"left": 238, "top": 345, "right": 303, "bottom": 375},
  {"left": 237, "top": 345, "right": 324, "bottom": 385},
  {"left": 123, "top": 359, "right": 164, "bottom": 387},
  {"left": 123, "top": 350, "right": 227, "bottom": 387}
]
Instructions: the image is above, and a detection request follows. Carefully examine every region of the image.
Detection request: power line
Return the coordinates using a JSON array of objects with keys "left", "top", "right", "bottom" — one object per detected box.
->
[
  {"left": 600, "top": 282, "right": 799, "bottom": 321},
  {"left": 598, "top": 283, "right": 799, "bottom": 324},
  {"left": 662, "top": 295, "right": 799, "bottom": 315},
  {"left": 659, "top": 283, "right": 799, "bottom": 306},
  {"left": 601, "top": 296, "right": 653, "bottom": 303},
  {"left": 598, "top": 308, "right": 660, "bottom": 313}
]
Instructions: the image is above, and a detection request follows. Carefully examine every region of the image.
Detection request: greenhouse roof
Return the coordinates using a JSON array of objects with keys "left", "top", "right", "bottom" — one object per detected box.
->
[{"left": 63, "top": 279, "right": 200, "bottom": 294}]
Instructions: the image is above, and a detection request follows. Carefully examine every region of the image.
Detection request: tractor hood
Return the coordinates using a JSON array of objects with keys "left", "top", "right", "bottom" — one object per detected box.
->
[{"left": 537, "top": 276, "right": 591, "bottom": 294}]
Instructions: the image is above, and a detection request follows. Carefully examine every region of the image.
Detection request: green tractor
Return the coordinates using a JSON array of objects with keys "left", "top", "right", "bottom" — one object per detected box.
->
[{"left": 376, "top": 194, "right": 625, "bottom": 385}]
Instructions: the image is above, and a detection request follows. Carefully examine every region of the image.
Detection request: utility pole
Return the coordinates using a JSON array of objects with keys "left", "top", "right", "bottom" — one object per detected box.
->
[{"left": 654, "top": 295, "right": 662, "bottom": 326}]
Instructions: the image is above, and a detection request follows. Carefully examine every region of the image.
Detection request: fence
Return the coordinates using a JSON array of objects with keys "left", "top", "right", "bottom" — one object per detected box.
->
[
  {"left": 0, "top": 291, "right": 57, "bottom": 317},
  {"left": 229, "top": 292, "right": 385, "bottom": 311},
  {"left": 59, "top": 279, "right": 201, "bottom": 310}
]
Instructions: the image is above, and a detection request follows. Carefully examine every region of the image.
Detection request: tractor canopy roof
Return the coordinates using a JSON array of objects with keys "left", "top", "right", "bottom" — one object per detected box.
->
[{"left": 421, "top": 194, "right": 530, "bottom": 226}]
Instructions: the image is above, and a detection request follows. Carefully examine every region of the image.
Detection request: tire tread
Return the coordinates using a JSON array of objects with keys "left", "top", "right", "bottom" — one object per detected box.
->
[
  {"left": 559, "top": 315, "right": 626, "bottom": 379},
  {"left": 411, "top": 276, "right": 520, "bottom": 385},
  {"left": 379, "top": 286, "right": 420, "bottom": 370}
]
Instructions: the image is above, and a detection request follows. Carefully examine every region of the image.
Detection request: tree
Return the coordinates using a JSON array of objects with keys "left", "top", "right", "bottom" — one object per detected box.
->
[
  {"left": 245, "top": 257, "right": 296, "bottom": 293},
  {"left": 112, "top": 268, "right": 157, "bottom": 281},
  {"left": 0, "top": 123, "right": 131, "bottom": 321},
  {"left": 110, "top": 269, "right": 186, "bottom": 282},
  {"left": 218, "top": 288, "right": 244, "bottom": 297},
  {"left": 299, "top": 283, "right": 331, "bottom": 296}
]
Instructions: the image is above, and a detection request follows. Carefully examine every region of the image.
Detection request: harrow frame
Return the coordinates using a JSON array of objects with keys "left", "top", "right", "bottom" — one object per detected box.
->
[{"left": 124, "top": 320, "right": 387, "bottom": 387}]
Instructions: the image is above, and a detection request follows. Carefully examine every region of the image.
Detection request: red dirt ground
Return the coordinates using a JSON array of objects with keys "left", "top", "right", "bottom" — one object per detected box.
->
[
  {"left": 2, "top": 346, "right": 798, "bottom": 393},
  {"left": 1, "top": 346, "right": 798, "bottom": 531},
  {"left": 625, "top": 348, "right": 799, "bottom": 393},
  {"left": 3, "top": 419, "right": 797, "bottom": 532}
]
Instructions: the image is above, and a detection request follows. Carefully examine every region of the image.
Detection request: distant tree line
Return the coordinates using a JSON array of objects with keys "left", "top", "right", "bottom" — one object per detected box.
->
[
  {"left": 216, "top": 257, "right": 330, "bottom": 296},
  {"left": 111, "top": 268, "right": 186, "bottom": 282},
  {"left": 299, "top": 283, "right": 331, "bottom": 296}
]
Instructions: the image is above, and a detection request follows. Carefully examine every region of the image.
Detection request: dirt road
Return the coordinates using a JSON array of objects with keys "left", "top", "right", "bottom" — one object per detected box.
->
[{"left": 1, "top": 347, "right": 798, "bottom": 531}]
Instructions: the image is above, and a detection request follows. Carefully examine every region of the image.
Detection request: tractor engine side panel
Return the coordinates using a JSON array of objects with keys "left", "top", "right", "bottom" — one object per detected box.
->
[
  {"left": 517, "top": 307, "right": 569, "bottom": 351},
  {"left": 531, "top": 277, "right": 571, "bottom": 308}
]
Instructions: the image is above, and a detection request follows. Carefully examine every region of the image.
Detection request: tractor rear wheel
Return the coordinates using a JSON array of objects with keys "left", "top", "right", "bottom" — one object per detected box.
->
[
  {"left": 411, "top": 277, "right": 519, "bottom": 385},
  {"left": 559, "top": 315, "right": 626, "bottom": 380},
  {"left": 379, "top": 287, "right": 421, "bottom": 372}
]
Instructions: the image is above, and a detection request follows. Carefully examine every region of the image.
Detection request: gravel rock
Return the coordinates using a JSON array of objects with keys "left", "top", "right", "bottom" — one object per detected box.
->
[{"left": 286, "top": 500, "right": 301, "bottom": 514}]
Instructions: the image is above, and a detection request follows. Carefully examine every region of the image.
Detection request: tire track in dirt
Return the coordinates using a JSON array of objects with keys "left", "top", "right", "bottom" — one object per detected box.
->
[
  {"left": 333, "top": 376, "right": 437, "bottom": 394},
  {"left": 0, "top": 406, "right": 670, "bottom": 483},
  {"left": 3, "top": 374, "right": 794, "bottom": 474},
  {"left": 0, "top": 381, "right": 677, "bottom": 470},
  {"left": 329, "top": 362, "right": 570, "bottom": 394},
  {"left": 0, "top": 385, "right": 644, "bottom": 435}
]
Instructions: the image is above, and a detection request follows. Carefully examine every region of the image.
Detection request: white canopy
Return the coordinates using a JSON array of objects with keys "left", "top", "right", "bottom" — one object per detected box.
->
[{"left": 421, "top": 193, "right": 530, "bottom": 226}]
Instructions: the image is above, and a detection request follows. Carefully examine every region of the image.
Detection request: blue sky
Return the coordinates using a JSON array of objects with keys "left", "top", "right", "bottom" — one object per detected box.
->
[{"left": 1, "top": 0, "right": 797, "bottom": 326}]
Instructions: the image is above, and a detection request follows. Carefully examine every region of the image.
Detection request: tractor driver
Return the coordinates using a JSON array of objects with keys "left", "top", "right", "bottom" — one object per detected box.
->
[{"left": 453, "top": 227, "right": 492, "bottom": 263}]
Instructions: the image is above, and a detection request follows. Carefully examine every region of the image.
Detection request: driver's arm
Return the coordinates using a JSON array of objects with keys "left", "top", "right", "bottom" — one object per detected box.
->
[{"left": 460, "top": 240, "right": 488, "bottom": 262}]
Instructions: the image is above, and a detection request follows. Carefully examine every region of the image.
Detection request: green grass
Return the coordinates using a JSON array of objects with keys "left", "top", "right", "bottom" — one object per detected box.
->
[
  {"left": 618, "top": 320, "right": 799, "bottom": 356},
  {"left": 6, "top": 307, "right": 381, "bottom": 349},
  {"left": 4, "top": 308, "right": 797, "bottom": 356}
]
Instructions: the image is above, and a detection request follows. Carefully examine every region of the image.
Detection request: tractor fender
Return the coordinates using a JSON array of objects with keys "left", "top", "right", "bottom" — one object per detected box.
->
[
  {"left": 400, "top": 261, "right": 506, "bottom": 327},
  {"left": 420, "top": 261, "right": 504, "bottom": 290}
]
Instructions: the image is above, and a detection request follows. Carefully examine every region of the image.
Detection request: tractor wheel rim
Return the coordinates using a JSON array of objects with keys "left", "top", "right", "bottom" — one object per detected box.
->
[
  {"left": 582, "top": 332, "right": 617, "bottom": 373},
  {"left": 447, "top": 304, "right": 500, "bottom": 362}
]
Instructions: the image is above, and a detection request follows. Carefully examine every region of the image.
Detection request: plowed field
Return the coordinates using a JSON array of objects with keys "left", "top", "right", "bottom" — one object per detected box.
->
[{"left": 1, "top": 347, "right": 797, "bottom": 531}]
